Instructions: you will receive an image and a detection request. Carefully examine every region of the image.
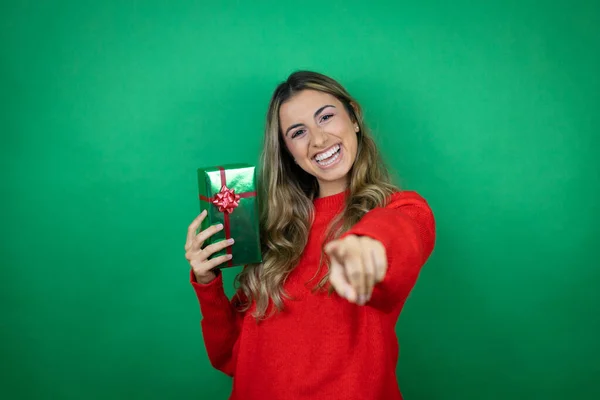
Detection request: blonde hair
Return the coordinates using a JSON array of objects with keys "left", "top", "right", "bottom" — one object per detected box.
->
[{"left": 235, "top": 71, "right": 399, "bottom": 319}]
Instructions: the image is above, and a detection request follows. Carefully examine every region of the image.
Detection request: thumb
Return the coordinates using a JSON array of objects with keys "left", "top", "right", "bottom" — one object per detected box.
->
[
  {"left": 329, "top": 257, "right": 357, "bottom": 302},
  {"left": 324, "top": 240, "right": 346, "bottom": 259}
]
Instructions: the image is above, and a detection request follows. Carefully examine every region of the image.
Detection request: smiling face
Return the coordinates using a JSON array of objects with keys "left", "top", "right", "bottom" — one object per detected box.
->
[{"left": 279, "top": 89, "right": 359, "bottom": 198}]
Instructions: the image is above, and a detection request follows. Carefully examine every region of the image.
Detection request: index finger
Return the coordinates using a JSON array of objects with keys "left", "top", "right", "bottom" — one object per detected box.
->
[
  {"left": 186, "top": 209, "right": 207, "bottom": 247},
  {"left": 329, "top": 257, "right": 356, "bottom": 302}
]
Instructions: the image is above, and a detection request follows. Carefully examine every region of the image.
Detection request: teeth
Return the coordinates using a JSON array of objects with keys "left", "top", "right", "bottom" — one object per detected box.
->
[
  {"left": 317, "top": 150, "right": 340, "bottom": 166},
  {"left": 315, "top": 144, "right": 340, "bottom": 161},
  {"left": 315, "top": 145, "right": 341, "bottom": 167}
]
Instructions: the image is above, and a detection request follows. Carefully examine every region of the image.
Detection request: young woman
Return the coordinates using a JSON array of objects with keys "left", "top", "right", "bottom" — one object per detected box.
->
[{"left": 184, "top": 71, "right": 436, "bottom": 400}]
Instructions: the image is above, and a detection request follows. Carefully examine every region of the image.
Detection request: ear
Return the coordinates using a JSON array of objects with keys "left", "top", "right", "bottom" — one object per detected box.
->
[{"left": 348, "top": 101, "right": 361, "bottom": 121}]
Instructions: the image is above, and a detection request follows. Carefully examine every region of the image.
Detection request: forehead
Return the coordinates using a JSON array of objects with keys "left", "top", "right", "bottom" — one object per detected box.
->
[{"left": 279, "top": 90, "right": 343, "bottom": 123}]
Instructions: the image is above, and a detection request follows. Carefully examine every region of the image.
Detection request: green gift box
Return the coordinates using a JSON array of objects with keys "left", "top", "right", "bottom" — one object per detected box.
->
[{"left": 197, "top": 164, "right": 262, "bottom": 268}]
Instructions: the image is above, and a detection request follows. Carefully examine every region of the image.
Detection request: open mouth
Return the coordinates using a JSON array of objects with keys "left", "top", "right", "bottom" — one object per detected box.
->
[{"left": 314, "top": 144, "right": 341, "bottom": 167}]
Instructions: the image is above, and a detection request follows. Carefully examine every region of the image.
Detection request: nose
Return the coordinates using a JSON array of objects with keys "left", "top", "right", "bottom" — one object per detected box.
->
[{"left": 310, "top": 127, "right": 328, "bottom": 148}]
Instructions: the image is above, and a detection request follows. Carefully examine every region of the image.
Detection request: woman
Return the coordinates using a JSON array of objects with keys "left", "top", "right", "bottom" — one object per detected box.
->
[{"left": 184, "top": 71, "right": 436, "bottom": 400}]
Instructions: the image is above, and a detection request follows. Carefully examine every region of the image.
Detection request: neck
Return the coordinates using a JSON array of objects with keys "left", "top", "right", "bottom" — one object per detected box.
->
[{"left": 317, "top": 179, "right": 349, "bottom": 198}]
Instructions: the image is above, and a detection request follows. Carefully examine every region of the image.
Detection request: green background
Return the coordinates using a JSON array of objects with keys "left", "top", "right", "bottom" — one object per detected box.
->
[{"left": 2, "top": 1, "right": 598, "bottom": 399}]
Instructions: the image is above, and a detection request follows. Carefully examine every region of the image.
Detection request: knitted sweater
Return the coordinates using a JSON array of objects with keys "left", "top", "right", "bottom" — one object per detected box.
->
[{"left": 190, "top": 190, "right": 436, "bottom": 400}]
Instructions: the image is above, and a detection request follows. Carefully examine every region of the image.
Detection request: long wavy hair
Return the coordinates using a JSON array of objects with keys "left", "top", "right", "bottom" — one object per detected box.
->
[{"left": 235, "top": 71, "right": 399, "bottom": 320}]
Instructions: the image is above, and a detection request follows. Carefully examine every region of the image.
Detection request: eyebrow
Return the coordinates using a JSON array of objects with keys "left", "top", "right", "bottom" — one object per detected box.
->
[{"left": 284, "top": 104, "right": 336, "bottom": 136}]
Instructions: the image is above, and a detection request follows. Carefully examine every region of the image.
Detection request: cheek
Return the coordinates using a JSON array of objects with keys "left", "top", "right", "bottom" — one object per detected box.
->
[
  {"left": 283, "top": 138, "right": 303, "bottom": 158},
  {"left": 332, "top": 121, "right": 356, "bottom": 147},
  {"left": 330, "top": 118, "right": 349, "bottom": 134}
]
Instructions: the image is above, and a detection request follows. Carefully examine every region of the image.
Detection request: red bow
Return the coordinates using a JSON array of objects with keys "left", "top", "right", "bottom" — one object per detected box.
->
[{"left": 212, "top": 185, "right": 240, "bottom": 214}]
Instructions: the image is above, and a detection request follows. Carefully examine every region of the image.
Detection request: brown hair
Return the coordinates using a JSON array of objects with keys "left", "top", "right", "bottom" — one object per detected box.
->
[{"left": 235, "top": 71, "right": 399, "bottom": 319}]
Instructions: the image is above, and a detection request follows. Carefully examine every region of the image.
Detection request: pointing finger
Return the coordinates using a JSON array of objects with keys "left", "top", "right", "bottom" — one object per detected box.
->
[{"left": 329, "top": 255, "right": 356, "bottom": 302}]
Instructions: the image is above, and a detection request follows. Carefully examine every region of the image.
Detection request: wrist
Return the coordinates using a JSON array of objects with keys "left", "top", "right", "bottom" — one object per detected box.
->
[{"left": 194, "top": 269, "right": 219, "bottom": 285}]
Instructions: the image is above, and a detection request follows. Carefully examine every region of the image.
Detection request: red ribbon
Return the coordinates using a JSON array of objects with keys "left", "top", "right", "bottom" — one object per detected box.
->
[{"left": 199, "top": 166, "right": 257, "bottom": 267}]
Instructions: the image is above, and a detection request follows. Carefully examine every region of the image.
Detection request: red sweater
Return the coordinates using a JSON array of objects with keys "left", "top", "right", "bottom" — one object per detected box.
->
[{"left": 190, "top": 190, "right": 435, "bottom": 400}]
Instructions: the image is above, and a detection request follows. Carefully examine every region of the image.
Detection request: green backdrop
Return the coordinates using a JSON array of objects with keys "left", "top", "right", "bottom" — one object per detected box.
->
[{"left": 2, "top": 1, "right": 598, "bottom": 399}]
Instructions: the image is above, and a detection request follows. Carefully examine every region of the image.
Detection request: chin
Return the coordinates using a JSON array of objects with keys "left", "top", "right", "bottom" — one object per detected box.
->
[{"left": 311, "top": 162, "right": 352, "bottom": 186}]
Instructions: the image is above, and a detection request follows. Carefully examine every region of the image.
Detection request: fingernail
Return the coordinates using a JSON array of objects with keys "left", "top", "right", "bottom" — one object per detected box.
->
[
  {"left": 226, "top": 254, "right": 232, "bottom": 259},
  {"left": 228, "top": 238, "right": 235, "bottom": 244},
  {"left": 359, "top": 295, "right": 367, "bottom": 305},
  {"left": 217, "top": 224, "right": 223, "bottom": 230}
]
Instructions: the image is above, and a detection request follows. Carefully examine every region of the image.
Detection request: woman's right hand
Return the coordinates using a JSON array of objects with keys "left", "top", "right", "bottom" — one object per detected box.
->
[{"left": 185, "top": 210, "right": 235, "bottom": 284}]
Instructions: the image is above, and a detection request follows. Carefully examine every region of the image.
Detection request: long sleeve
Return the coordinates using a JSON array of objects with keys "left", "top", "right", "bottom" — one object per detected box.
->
[
  {"left": 190, "top": 270, "right": 246, "bottom": 376},
  {"left": 342, "top": 191, "right": 436, "bottom": 314}
]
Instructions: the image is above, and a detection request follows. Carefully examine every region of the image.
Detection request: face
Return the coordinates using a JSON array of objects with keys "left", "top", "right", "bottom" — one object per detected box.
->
[{"left": 279, "top": 89, "right": 359, "bottom": 197}]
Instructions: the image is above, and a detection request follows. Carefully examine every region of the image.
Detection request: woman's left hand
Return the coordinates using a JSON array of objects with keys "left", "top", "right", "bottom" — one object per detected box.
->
[{"left": 324, "top": 234, "right": 388, "bottom": 305}]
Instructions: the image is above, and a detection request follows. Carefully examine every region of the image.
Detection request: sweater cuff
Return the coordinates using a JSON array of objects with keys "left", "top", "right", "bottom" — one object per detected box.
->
[{"left": 189, "top": 269, "right": 231, "bottom": 312}]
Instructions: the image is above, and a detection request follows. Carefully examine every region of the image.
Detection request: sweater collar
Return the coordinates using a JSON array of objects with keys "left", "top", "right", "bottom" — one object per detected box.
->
[{"left": 313, "top": 189, "right": 349, "bottom": 213}]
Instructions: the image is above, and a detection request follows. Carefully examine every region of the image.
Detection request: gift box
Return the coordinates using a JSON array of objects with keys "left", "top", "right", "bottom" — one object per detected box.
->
[{"left": 197, "top": 164, "right": 262, "bottom": 268}]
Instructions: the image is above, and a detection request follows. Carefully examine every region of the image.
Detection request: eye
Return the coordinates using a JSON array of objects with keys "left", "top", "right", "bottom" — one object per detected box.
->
[
  {"left": 320, "top": 113, "right": 334, "bottom": 123},
  {"left": 291, "top": 129, "right": 305, "bottom": 139}
]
